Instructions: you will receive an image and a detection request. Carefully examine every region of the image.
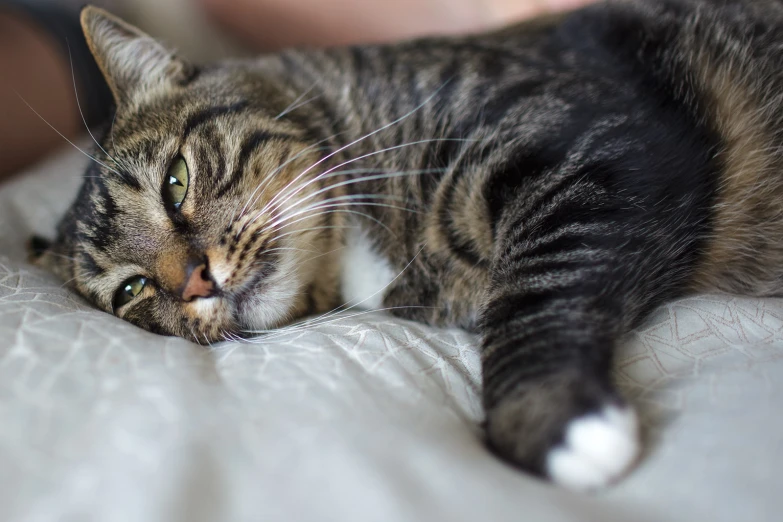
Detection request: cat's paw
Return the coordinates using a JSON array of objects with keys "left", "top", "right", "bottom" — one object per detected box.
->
[
  {"left": 545, "top": 405, "right": 640, "bottom": 491},
  {"left": 484, "top": 372, "right": 641, "bottom": 490}
]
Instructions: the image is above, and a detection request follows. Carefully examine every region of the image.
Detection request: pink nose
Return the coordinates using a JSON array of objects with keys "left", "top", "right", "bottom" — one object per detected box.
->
[{"left": 181, "top": 263, "right": 215, "bottom": 301}]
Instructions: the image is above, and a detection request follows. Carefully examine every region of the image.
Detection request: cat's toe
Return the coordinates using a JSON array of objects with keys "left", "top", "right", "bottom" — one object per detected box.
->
[{"left": 545, "top": 405, "right": 640, "bottom": 491}]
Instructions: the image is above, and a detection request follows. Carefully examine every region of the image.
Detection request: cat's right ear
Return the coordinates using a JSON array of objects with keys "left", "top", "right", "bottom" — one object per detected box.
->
[{"left": 80, "top": 6, "right": 194, "bottom": 106}]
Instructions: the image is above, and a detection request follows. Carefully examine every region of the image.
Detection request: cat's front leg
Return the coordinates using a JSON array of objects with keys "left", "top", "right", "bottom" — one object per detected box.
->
[
  {"left": 482, "top": 350, "right": 639, "bottom": 491},
  {"left": 480, "top": 197, "right": 645, "bottom": 490}
]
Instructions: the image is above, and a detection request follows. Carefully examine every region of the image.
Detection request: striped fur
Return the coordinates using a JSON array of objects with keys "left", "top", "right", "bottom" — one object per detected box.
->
[{"left": 31, "top": 1, "right": 783, "bottom": 488}]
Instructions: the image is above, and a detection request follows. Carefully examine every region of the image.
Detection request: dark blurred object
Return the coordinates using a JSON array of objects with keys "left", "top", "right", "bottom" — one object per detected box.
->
[
  {"left": 0, "top": 1, "right": 113, "bottom": 179},
  {"left": 5, "top": 0, "right": 113, "bottom": 125}
]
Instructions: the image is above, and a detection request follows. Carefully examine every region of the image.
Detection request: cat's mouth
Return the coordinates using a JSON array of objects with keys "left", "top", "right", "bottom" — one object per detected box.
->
[{"left": 222, "top": 256, "right": 302, "bottom": 335}]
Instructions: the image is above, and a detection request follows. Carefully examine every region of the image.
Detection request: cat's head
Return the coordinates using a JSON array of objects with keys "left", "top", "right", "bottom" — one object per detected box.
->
[{"left": 30, "top": 7, "right": 341, "bottom": 342}]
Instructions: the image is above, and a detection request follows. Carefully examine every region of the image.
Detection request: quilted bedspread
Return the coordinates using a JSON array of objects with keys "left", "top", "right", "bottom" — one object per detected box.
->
[{"left": 1, "top": 147, "right": 782, "bottom": 522}]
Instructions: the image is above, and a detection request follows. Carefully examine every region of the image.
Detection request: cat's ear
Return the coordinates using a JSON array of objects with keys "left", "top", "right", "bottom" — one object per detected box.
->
[{"left": 80, "top": 6, "right": 194, "bottom": 106}]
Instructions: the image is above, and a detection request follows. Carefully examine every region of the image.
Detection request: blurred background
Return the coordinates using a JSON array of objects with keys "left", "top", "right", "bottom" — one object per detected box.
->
[{"left": 0, "top": 0, "right": 591, "bottom": 179}]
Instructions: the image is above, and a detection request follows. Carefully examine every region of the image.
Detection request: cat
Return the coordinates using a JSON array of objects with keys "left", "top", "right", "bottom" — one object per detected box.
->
[{"left": 29, "top": 1, "right": 783, "bottom": 491}]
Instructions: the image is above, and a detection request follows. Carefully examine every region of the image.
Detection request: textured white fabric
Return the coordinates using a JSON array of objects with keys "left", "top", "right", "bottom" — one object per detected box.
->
[{"left": 1, "top": 148, "right": 782, "bottom": 522}]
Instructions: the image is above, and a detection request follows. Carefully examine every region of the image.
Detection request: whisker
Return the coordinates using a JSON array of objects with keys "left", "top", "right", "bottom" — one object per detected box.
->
[
  {"left": 236, "top": 167, "right": 422, "bottom": 237},
  {"left": 263, "top": 246, "right": 322, "bottom": 255},
  {"left": 266, "top": 208, "right": 396, "bottom": 240},
  {"left": 278, "top": 94, "right": 321, "bottom": 119},
  {"left": 263, "top": 142, "right": 459, "bottom": 217},
  {"left": 275, "top": 82, "right": 320, "bottom": 120},
  {"left": 66, "top": 39, "right": 118, "bottom": 167},
  {"left": 110, "top": 112, "right": 119, "bottom": 153},
  {"left": 309, "top": 244, "right": 427, "bottom": 324},
  {"left": 247, "top": 244, "right": 428, "bottom": 342},
  {"left": 258, "top": 168, "right": 430, "bottom": 219},
  {"left": 242, "top": 305, "right": 435, "bottom": 342},
  {"left": 59, "top": 274, "right": 83, "bottom": 288},
  {"left": 265, "top": 201, "right": 417, "bottom": 238},
  {"left": 258, "top": 167, "right": 443, "bottom": 233},
  {"left": 298, "top": 244, "right": 347, "bottom": 264},
  {"left": 248, "top": 192, "right": 420, "bottom": 235},
  {"left": 261, "top": 165, "right": 447, "bottom": 227},
  {"left": 38, "top": 252, "right": 79, "bottom": 262},
  {"left": 287, "top": 196, "right": 420, "bottom": 216},
  {"left": 13, "top": 91, "right": 125, "bottom": 177},
  {"left": 258, "top": 81, "right": 454, "bottom": 219},
  {"left": 272, "top": 177, "right": 429, "bottom": 213},
  {"left": 232, "top": 141, "right": 337, "bottom": 226},
  {"left": 267, "top": 224, "right": 358, "bottom": 240},
  {"left": 189, "top": 325, "right": 200, "bottom": 344}
]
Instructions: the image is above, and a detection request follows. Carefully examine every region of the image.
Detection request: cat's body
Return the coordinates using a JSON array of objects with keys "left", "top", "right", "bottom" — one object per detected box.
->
[{"left": 33, "top": 0, "right": 783, "bottom": 490}]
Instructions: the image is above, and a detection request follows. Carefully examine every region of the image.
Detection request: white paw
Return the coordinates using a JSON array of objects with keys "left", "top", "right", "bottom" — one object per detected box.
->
[{"left": 545, "top": 405, "right": 640, "bottom": 491}]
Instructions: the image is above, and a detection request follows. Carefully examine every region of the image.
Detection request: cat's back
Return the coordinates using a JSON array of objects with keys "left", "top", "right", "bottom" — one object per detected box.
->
[
  {"left": 486, "top": 0, "right": 783, "bottom": 296},
  {"left": 271, "top": 0, "right": 783, "bottom": 301}
]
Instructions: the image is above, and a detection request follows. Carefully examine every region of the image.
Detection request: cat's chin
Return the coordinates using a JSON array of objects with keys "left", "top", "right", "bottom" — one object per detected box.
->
[{"left": 230, "top": 276, "right": 303, "bottom": 336}]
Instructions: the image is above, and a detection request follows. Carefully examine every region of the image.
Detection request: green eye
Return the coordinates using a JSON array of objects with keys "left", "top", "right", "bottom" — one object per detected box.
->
[
  {"left": 114, "top": 276, "right": 148, "bottom": 311},
  {"left": 164, "top": 156, "right": 189, "bottom": 210}
]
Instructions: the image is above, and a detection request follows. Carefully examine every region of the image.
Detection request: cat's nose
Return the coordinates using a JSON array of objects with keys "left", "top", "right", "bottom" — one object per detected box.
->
[{"left": 180, "top": 257, "right": 216, "bottom": 301}]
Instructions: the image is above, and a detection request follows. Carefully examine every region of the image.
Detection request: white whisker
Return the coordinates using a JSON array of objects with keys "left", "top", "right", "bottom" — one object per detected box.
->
[
  {"left": 263, "top": 142, "right": 460, "bottom": 217},
  {"left": 262, "top": 165, "right": 448, "bottom": 226},
  {"left": 249, "top": 192, "right": 420, "bottom": 235},
  {"left": 14, "top": 90, "right": 125, "bottom": 177},
  {"left": 266, "top": 208, "right": 396, "bottom": 240},
  {"left": 236, "top": 167, "right": 424, "bottom": 236},
  {"left": 257, "top": 81, "right": 454, "bottom": 220},
  {"left": 248, "top": 245, "right": 428, "bottom": 341},
  {"left": 312, "top": 244, "right": 427, "bottom": 324},
  {"left": 66, "top": 39, "right": 118, "bottom": 168},
  {"left": 275, "top": 82, "right": 320, "bottom": 120},
  {"left": 232, "top": 140, "right": 337, "bottom": 226},
  {"left": 242, "top": 305, "right": 434, "bottom": 341}
]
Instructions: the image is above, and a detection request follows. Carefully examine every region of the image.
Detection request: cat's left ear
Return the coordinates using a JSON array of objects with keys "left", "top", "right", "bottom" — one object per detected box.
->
[{"left": 80, "top": 6, "right": 194, "bottom": 106}]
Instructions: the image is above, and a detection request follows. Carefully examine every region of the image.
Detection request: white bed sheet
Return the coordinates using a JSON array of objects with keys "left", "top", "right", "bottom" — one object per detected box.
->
[{"left": 1, "top": 148, "right": 782, "bottom": 522}]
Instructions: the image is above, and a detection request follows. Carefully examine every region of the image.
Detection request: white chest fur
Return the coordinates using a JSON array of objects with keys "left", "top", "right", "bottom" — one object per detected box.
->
[{"left": 340, "top": 227, "right": 396, "bottom": 310}]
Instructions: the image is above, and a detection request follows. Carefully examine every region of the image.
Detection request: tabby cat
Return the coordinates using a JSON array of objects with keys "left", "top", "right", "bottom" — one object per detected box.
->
[{"left": 30, "top": 1, "right": 783, "bottom": 490}]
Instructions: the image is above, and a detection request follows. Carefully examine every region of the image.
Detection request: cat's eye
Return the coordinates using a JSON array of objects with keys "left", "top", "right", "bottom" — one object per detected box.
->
[
  {"left": 113, "top": 276, "right": 148, "bottom": 311},
  {"left": 163, "top": 156, "right": 189, "bottom": 210}
]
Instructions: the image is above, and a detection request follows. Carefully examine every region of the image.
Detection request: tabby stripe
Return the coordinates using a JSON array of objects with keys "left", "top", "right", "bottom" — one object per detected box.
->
[
  {"left": 216, "top": 130, "right": 297, "bottom": 198},
  {"left": 480, "top": 77, "right": 549, "bottom": 127},
  {"left": 483, "top": 144, "right": 574, "bottom": 230},
  {"left": 113, "top": 169, "right": 142, "bottom": 190},
  {"left": 516, "top": 258, "right": 610, "bottom": 280},
  {"left": 483, "top": 311, "right": 608, "bottom": 383},
  {"left": 502, "top": 229, "right": 613, "bottom": 266},
  {"left": 414, "top": 60, "right": 461, "bottom": 192},
  {"left": 183, "top": 102, "right": 249, "bottom": 139},
  {"left": 437, "top": 167, "right": 487, "bottom": 267},
  {"left": 483, "top": 337, "right": 578, "bottom": 394},
  {"left": 481, "top": 282, "right": 602, "bottom": 334},
  {"left": 503, "top": 175, "right": 580, "bottom": 236},
  {"left": 484, "top": 324, "right": 613, "bottom": 395},
  {"left": 199, "top": 126, "right": 226, "bottom": 182},
  {"left": 83, "top": 177, "right": 119, "bottom": 252},
  {"left": 514, "top": 221, "right": 612, "bottom": 254},
  {"left": 78, "top": 251, "right": 105, "bottom": 278},
  {"left": 506, "top": 227, "right": 608, "bottom": 257},
  {"left": 528, "top": 196, "right": 616, "bottom": 239}
]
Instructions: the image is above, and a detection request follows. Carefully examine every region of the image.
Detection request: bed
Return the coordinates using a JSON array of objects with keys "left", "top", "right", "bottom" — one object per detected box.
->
[{"left": 0, "top": 144, "right": 781, "bottom": 522}]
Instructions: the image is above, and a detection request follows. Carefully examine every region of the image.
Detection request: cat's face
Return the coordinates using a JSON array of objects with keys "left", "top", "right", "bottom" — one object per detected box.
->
[{"left": 31, "top": 7, "right": 338, "bottom": 342}]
